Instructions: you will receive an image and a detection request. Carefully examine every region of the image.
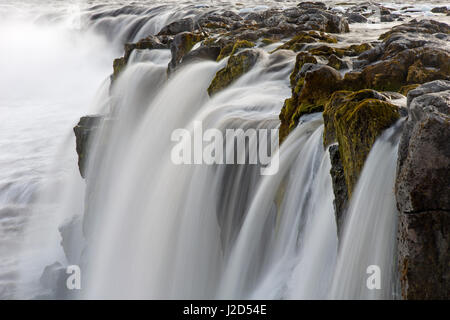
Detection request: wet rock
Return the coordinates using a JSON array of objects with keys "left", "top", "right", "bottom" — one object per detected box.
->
[
  {"left": 74, "top": 115, "right": 103, "bottom": 178},
  {"left": 346, "top": 13, "right": 368, "bottom": 23},
  {"left": 431, "top": 7, "right": 449, "bottom": 14},
  {"left": 158, "top": 17, "right": 195, "bottom": 35},
  {"left": 379, "top": 19, "right": 450, "bottom": 40},
  {"left": 395, "top": 81, "right": 450, "bottom": 299},
  {"left": 329, "top": 144, "right": 349, "bottom": 236},
  {"left": 207, "top": 49, "right": 259, "bottom": 96},
  {"left": 323, "top": 90, "right": 399, "bottom": 195}
]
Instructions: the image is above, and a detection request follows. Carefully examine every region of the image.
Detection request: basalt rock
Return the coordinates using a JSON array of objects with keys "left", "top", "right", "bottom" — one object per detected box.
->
[
  {"left": 216, "top": 40, "right": 255, "bottom": 61},
  {"left": 395, "top": 80, "right": 450, "bottom": 299},
  {"left": 207, "top": 49, "right": 259, "bottom": 96},
  {"left": 74, "top": 115, "right": 103, "bottom": 179}
]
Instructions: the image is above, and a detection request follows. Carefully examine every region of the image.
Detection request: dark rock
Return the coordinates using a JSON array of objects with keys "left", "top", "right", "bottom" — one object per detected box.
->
[
  {"left": 74, "top": 115, "right": 103, "bottom": 179},
  {"left": 297, "top": 1, "right": 327, "bottom": 10},
  {"left": 431, "top": 6, "right": 448, "bottom": 14},
  {"left": 346, "top": 13, "right": 368, "bottom": 23},
  {"left": 395, "top": 80, "right": 450, "bottom": 299},
  {"left": 329, "top": 144, "right": 349, "bottom": 236}
]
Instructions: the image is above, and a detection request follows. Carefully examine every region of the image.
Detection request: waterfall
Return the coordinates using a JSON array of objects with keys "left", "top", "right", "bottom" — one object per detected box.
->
[{"left": 0, "top": 1, "right": 418, "bottom": 300}]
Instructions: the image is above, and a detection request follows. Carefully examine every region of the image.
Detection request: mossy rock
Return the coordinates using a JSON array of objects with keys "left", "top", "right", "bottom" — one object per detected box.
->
[
  {"left": 208, "top": 49, "right": 259, "bottom": 96},
  {"left": 279, "top": 65, "right": 342, "bottom": 143},
  {"left": 323, "top": 91, "right": 400, "bottom": 195},
  {"left": 216, "top": 40, "right": 255, "bottom": 61},
  {"left": 261, "top": 38, "right": 278, "bottom": 46}
]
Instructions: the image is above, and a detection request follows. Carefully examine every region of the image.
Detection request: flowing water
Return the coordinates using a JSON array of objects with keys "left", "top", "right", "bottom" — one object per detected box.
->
[{"left": 0, "top": 0, "right": 448, "bottom": 299}]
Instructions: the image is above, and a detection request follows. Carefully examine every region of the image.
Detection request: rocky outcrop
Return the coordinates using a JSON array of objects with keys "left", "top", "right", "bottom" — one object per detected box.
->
[
  {"left": 395, "top": 81, "right": 450, "bottom": 299},
  {"left": 328, "top": 144, "right": 348, "bottom": 235},
  {"left": 168, "top": 32, "right": 205, "bottom": 74},
  {"left": 207, "top": 49, "right": 260, "bottom": 96},
  {"left": 73, "top": 115, "right": 103, "bottom": 179},
  {"left": 323, "top": 90, "right": 400, "bottom": 196}
]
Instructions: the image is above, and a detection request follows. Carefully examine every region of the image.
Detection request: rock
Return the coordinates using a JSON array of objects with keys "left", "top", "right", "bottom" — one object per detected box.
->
[
  {"left": 329, "top": 144, "right": 349, "bottom": 236},
  {"left": 168, "top": 32, "right": 205, "bottom": 74},
  {"left": 431, "top": 7, "right": 448, "bottom": 14},
  {"left": 74, "top": 115, "right": 103, "bottom": 178},
  {"left": 207, "top": 49, "right": 259, "bottom": 96},
  {"left": 379, "top": 19, "right": 450, "bottom": 40},
  {"left": 297, "top": 2, "right": 327, "bottom": 10},
  {"left": 157, "top": 17, "right": 195, "bottom": 35},
  {"left": 323, "top": 90, "right": 399, "bottom": 194},
  {"left": 395, "top": 81, "right": 450, "bottom": 299},
  {"left": 346, "top": 13, "right": 367, "bottom": 23}
]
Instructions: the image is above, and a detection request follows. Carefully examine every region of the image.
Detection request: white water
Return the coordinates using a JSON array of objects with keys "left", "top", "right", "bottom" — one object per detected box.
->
[{"left": 0, "top": 0, "right": 445, "bottom": 299}]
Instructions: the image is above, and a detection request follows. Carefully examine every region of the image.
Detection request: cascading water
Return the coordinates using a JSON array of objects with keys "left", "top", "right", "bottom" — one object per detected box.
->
[{"left": 2, "top": 0, "right": 446, "bottom": 300}]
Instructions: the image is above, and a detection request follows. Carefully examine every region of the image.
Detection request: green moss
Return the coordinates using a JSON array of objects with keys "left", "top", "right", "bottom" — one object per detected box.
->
[{"left": 345, "top": 43, "right": 373, "bottom": 56}]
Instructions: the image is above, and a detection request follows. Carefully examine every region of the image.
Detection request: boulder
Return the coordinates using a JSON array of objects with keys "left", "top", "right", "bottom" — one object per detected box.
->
[{"left": 168, "top": 32, "right": 205, "bottom": 74}]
